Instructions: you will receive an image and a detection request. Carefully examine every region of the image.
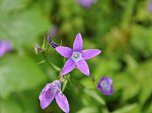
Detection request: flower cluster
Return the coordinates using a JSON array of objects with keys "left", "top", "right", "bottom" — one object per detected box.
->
[{"left": 38, "top": 33, "right": 114, "bottom": 112}]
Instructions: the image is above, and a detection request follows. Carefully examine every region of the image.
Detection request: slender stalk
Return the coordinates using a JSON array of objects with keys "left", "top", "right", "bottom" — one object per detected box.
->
[
  {"left": 92, "top": 76, "right": 96, "bottom": 89},
  {"left": 41, "top": 51, "right": 60, "bottom": 71}
]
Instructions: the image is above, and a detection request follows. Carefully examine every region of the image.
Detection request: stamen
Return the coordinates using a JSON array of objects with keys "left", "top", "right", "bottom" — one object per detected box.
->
[{"left": 72, "top": 52, "right": 82, "bottom": 62}]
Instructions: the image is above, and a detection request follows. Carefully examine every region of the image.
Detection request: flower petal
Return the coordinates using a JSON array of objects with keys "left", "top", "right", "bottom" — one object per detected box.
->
[
  {"left": 76, "top": 59, "right": 90, "bottom": 76},
  {"left": 61, "top": 59, "right": 76, "bottom": 76},
  {"left": 82, "top": 49, "right": 101, "bottom": 60},
  {"left": 73, "top": 33, "right": 83, "bottom": 51},
  {"left": 55, "top": 46, "right": 73, "bottom": 58},
  {"left": 97, "top": 77, "right": 113, "bottom": 95},
  {"left": 55, "top": 91, "right": 70, "bottom": 113},
  {"left": 39, "top": 83, "right": 55, "bottom": 109},
  {"left": 0, "top": 40, "right": 12, "bottom": 57}
]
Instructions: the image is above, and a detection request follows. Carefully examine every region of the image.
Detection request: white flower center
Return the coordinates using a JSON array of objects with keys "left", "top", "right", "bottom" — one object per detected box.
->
[
  {"left": 100, "top": 81, "right": 110, "bottom": 91},
  {"left": 72, "top": 52, "right": 82, "bottom": 62}
]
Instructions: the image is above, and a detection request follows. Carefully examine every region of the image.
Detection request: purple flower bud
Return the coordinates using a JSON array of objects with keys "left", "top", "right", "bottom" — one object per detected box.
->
[
  {"left": 47, "top": 26, "right": 58, "bottom": 42},
  {"left": 39, "top": 80, "right": 70, "bottom": 113},
  {"left": 76, "top": 0, "right": 96, "bottom": 8},
  {"left": 47, "top": 35, "right": 53, "bottom": 43},
  {"left": 0, "top": 40, "right": 12, "bottom": 57},
  {"left": 97, "top": 76, "right": 113, "bottom": 95},
  {"left": 50, "top": 42, "right": 58, "bottom": 48},
  {"left": 34, "top": 44, "right": 42, "bottom": 54}
]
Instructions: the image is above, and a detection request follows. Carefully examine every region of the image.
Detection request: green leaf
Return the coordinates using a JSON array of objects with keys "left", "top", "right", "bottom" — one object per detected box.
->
[
  {"left": 80, "top": 77, "right": 95, "bottom": 89},
  {"left": 135, "top": 60, "right": 152, "bottom": 104},
  {"left": 93, "top": 58, "right": 120, "bottom": 79},
  {"left": 0, "top": 7, "right": 50, "bottom": 48},
  {"left": 0, "top": 89, "right": 40, "bottom": 113},
  {"left": 0, "top": 0, "right": 29, "bottom": 13},
  {"left": 0, "top": 54, "right": 47, "bottom": 98},
  {"left": 0, "top": 98, "right": 23, "bottom": 113},
  {"left": 130, "top": 25, "right": 152, "bottom": 57},
  {"left": 139, "top": 77, "right": 152, "bottom": 104},
  {"left": 135, "top": 1, "right": 151, "bottom": 21},
  {"left": 146, "top": 103, "right": 152, "bottom": 113},
  {"left": 112, "top": 73, "right": 132, "bottom": 92},
  {"left": 62, "top": 79, "right": 68, "bottom": 92},
  {"left": 120, "top": 0, "right": 136, "bottom": 30},
  {"left": 76, "top": 106, "right": 98, "bottom": 113},
  {"left": 112, "top": 104, "right": 138, "bottom": 113},
  {"left": 122, "top": 83, "right": 139, "bottom": 102},
  {"left": 84, "top": 88, "right": 106, "bottom": 105},
  {"left": 50, "top": 63, "right": 61, "bottom": 72}
]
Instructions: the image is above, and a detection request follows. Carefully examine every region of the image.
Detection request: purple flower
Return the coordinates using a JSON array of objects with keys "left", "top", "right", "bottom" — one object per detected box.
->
[
  {"left": 47, "top": 26, "right": 58, "bottom": 42},
  {"left": 148, "top": 1, "right": 152, "bottom": 12},
  {"left": 55, "top": 33, "right": 101, "bottom": 76},
  {"left": 76, "top": 0, "right": 96, "bottom": 8},
  {"left": 0, "top": 40, "right": 12, "bottom": 57},
  {"left": 39, "top": 80, "right": 69, "bottom": 113},
  {"left": 97, "top": 76, "right": 113, "bottom": 95}
]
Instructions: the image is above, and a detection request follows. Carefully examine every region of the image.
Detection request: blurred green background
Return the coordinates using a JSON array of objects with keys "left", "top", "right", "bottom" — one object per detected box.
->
[{"left": 0, "top": 0, "right": 152, "bottom": 113}]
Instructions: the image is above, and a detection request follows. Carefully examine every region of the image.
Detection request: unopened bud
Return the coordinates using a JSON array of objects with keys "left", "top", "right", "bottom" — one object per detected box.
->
[{"left": 34, "top": 44, "right": 42, "bottom": 54}]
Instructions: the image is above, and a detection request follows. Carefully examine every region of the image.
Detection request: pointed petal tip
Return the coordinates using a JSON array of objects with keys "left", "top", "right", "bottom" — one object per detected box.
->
[
  {"left": 40, "top": 104, "right": 46, "bottom": 109},
  {"left": 61, "top": 67, "right": 70, "bottom": 76},
  {"left": 77, "top": 32, "right": 81, "bottom": 35},
  {"left": 96, "top": 49, "right": 102, "bottom": 55},
  {"left": 85, "top": 72, "right": 90, "bottom": 76},
  {"left": 76, "top": 59, "right": 90, "bottom": 76},
  {"left": 73, "top": 33, "right": 83, "bottom": 51},
  {"left": 99, "top": 50, "right": 102, "bottom": 54},
  {"left": 40, "top": 101, "right": 49, "bottom": 109},
  {"left": 55, "top": 92, "right": 70, "bottom": 113},
  {"left": 61, "top": 71, "right": 66, "bottom": 76}
]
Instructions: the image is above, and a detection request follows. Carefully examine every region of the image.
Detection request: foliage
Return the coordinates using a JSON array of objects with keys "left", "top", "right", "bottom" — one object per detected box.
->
[{"left": 0, "top": 0, "right": 152, "bottom": 113}]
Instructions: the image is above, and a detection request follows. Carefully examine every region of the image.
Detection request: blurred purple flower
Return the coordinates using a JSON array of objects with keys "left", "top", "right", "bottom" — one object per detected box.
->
[
  {"left": 76, "top": 0, "right": 96, "bottom": 8},
  {"left": 55, "top": 33, "right": 101, "bottom": 76},
  {"left": 0, "top": 40, "right": 12, "bottom": 57},
  {"left": 148, "top": 1, "right": 152, "bottom": 12},
  {"left": 47, "top": 26, "right": 58, "bottom": 43},
  {"left": 97, "top": 76, "right": 113, "bottom": 95},
  {"left": 39, "top": 80, "right": 69, "bottom": 113}
]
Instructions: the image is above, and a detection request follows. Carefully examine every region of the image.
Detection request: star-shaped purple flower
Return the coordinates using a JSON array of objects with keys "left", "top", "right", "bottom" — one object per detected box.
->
[
  {"left": 97, "top": 76, "right": 113, "bottom": 95},
  {"left": 0, "top": 40, "right": 12, "bottom": 57},
  {"left": 55, "top": 33, "right": 101, "bottom": 76},
  {"left": 39, "top": 80, "right": 69, "bottom": 113}
]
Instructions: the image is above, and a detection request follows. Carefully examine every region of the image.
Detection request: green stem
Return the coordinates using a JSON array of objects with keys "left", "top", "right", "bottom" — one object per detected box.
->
[
  {"left": 91, "top": 76, "right": 97, "bottom": 89},
  {"left": 41, "top": 51, "right": 59, "bottom": 71}
]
